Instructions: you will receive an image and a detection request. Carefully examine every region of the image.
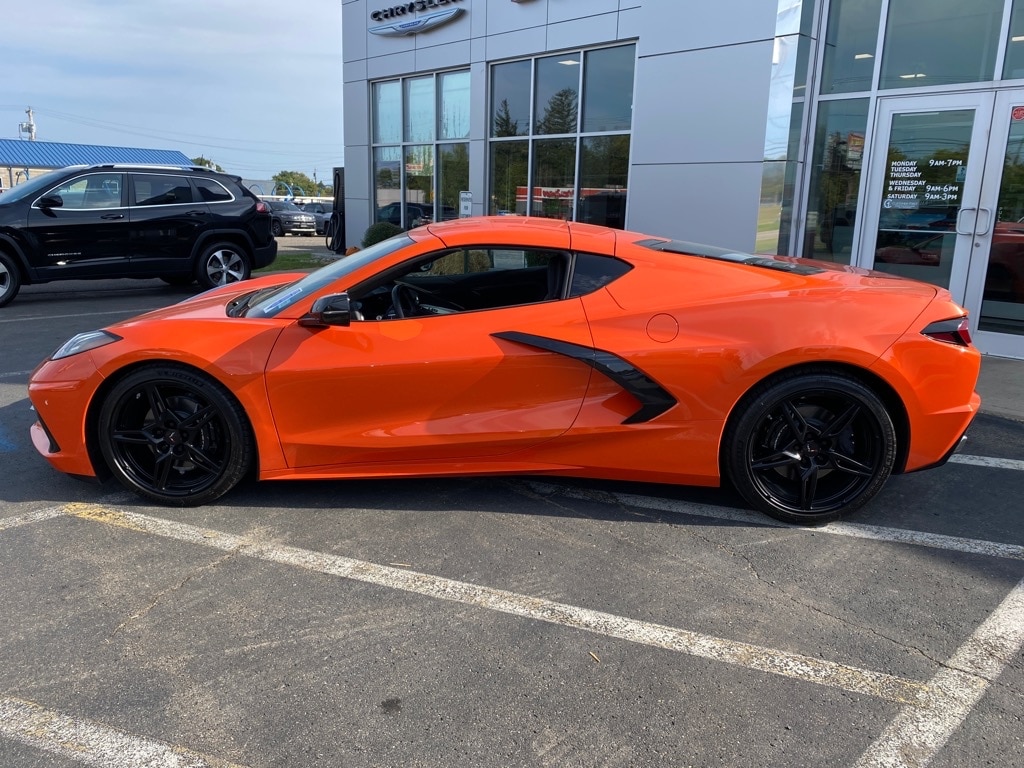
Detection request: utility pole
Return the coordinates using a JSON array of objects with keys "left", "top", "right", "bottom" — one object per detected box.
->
[{"left": 18, "top": 107, "right": 37, "bottom": 141}]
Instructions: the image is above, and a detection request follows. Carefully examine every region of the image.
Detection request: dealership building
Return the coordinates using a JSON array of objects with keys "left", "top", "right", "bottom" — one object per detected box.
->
[{"left": 342, "top": 0, "right": 1024, "bottom": 359}]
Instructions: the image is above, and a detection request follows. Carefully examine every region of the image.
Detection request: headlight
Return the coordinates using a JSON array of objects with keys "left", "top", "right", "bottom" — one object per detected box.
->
[{"left": 51, "top": 330, "right": 122, "bottom": 360}]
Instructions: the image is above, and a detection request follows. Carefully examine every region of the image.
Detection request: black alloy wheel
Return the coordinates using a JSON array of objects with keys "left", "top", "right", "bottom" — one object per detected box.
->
[
  {"left": 196, "top": 242, "right": 251, "bottom": 290},
  {"left": 271, "top": 220, "right": 284, "bottom": 237},
  {"left": 98, "top": 366, "right": 254, "bottom": 506},
  {"left": 724, "top": 370, "right": 896, "bottom": 525},
  {"left": 0, "top": 252, "right": 21, "bottom": 308}
]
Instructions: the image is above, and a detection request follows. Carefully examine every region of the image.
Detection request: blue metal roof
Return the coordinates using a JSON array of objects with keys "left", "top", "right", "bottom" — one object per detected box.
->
[{"left": 0, "top": 139, "right": 191, "bottom": 169}]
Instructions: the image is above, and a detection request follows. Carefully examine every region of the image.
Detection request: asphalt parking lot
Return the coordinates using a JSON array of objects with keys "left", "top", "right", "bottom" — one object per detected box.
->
[{"left": 1, "top": 275, "right": 1022, "bottom": 768}]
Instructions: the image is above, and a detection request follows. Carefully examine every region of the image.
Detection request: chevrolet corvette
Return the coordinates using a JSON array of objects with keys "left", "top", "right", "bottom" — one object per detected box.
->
[{"left": 29, "top": 217, "right": 982, "bottom": 524}]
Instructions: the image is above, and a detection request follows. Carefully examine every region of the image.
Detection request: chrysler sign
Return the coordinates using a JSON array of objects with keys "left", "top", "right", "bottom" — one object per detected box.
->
[{"left": 369, "top": 0, "right": 466, "bottom": 36}]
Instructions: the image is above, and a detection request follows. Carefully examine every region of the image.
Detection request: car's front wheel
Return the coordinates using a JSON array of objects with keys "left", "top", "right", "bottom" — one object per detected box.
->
[
  {"left": 723, "top": 370, "right": 897, "bottom": 525},
  {"left": 271, "top": 220, "right": 284, "bottom": 237},
  {"left": 195, "top": 242, "right": 251, "bottom": 289},
  {"left": 97, "top": 365, "right": 254, "bottom": 506},
  {"left": 0, "top": 252, "right": 22, "bottom": 308}
]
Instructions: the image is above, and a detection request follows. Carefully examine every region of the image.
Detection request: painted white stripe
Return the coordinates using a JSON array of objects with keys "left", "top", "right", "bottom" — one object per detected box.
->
[
  {"left": 0, "top": 308, "right": 152, "bottom": 325},
  {"left": 526, "top": 483, "right": 1024, "bottom": 561},
  {"left": 62, "top": 503, "right": 928, "bottom": 704},
  {"left": 950, "top": 453, "right": 1024, "bottom": 472},
  {"left": 855, "top": 577, "right": 1024, "bottom": 767},
  {"left": 0, "top": 695, "right": 248, "bottom": 768},
  {"left": 0, "top": 369, "right": 34, "bottom": 379},
  {"left": 0, "top": 505, "right": 65, "bottom": 531}
]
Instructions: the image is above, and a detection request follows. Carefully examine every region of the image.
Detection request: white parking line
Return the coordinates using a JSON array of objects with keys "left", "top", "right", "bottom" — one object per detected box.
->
[
  {"left": 526, "top": 480, "right": 1024, "bottom": 561},
  {"left": 0, "top": 308, "right": 152, "bottom": 325},
  {"left": 950, "top": 454, "right": 1024, "bottom": 472},
  {"left": 61, "top": 503, "right": 928, "bottom": 704},
  {"left": 0, "top": 696, "right": 248, "bottom": 768},
  {"left": 0, "top": 505, "right": 66, "bottom": 531},
  {"left": 855, "top": 576, "right": 1024, "bottom": 767}
]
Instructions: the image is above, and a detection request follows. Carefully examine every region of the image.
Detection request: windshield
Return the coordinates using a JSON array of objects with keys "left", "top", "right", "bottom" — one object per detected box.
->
[
  {"left": 246, "top": 234, "right": 415, "bottom": 318},
  {"left": 0, "top": 169, "right": 65, "bottom": 204}
]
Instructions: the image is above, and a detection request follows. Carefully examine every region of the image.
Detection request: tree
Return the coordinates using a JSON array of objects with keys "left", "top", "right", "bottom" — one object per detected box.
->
[
  {"left": 493, "top": 99, "right": 521, "bottom": 137},
  {"left": 273, "top": 170, "right": 331, "bottom": 197},
  {"left": 536, "top": 88, "right": 578, "bottom": 135},
  {"left": 191, "top": 156, "right": 224, "bottom": 172}
]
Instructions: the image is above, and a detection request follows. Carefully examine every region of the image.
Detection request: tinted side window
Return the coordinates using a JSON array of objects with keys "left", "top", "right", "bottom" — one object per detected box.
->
[
  {"left": 193, "top": 177, "right": 233, "bottom": 202},
  {"left": 46, "top": 173, "right": 123, "bottom": 209},
  {"left": 132, "top": 174, "right": 194, "bottom": 206},
  {"left": 569, "top": 253, "right": 632, "bottom": 297}
]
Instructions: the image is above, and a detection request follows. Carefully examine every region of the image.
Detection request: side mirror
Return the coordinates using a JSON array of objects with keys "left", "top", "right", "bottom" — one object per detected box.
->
[
  {"left": 299, "top": 293, "right": 351, "bottom": 327},
  {"left": 38, "top": 195, "right": 63, "bottom": 208}
]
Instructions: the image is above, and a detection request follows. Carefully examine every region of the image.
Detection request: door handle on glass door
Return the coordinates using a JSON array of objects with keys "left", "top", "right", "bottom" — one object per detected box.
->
[
  {"left": 975, "top": 208, "right": 993, "bottom": 236},
  {"left": 956, "top": 208, "right": 977, "bottom": 235}
]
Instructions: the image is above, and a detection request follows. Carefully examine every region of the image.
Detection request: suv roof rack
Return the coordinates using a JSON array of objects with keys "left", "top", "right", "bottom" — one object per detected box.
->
[{"left": 89, "top": 163, "right": 216, "bottom": 172}]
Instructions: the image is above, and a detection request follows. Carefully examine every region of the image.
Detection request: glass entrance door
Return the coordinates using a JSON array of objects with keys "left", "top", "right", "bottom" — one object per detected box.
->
[
  {"left": 965, "top": 91, "right": 1024, "bottom": 356},
  {"left": 861, "top": 91, "right": 1024, "bottom": 357},
  {"left": 861, "top": 93, "right": 994, "bottom": 304}
]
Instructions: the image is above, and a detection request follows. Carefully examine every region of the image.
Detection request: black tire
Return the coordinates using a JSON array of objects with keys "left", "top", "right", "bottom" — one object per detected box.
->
[
  {"left": 97, "top": 365, "right": 254, "bottom": 506},
  {"left": 271, "top": 220, "right": 284, "bottom": 237},
  {"left": 0, "top": 251, "right": 22, "bottom": 308},
  {"left": 723, "top": 370, "right": 896, "bottom": 525},
  {"left": 195, "top": 242, "right": 251, "bottom": 290}
]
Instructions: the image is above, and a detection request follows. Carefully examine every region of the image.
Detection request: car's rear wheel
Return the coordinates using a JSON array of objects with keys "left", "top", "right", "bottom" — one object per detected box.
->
[
  {"left": 0, "top": 252, "right": 22, "bottom": 308},
  {"left": 724, "top": 370, "right": 896, "bottom": 525},
  {"left": 271, "top": 220, "right": 284, "bottom": 237},
  {"left": 195, "top": 242, "right": 251, "bottom": 289},
  {"left": 98, "top": 365, "right": 254, "bottom": 506}
]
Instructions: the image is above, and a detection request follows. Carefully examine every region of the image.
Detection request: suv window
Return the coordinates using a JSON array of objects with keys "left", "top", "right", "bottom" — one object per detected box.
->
[
  {"left": 132, "top": 174, "right": 194, "bottom": 206},
  {"left": 47, "top": 173, "right": 123, "bottom": 209},
  {"left": 193, "top": 177, "right": 233, "bottom": 203}
]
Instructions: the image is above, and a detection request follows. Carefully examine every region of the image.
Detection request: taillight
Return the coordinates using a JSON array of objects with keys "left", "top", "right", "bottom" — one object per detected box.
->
[
  {"left": 922, "top": 316, "right": 972, "bottom": 346},
  {"left": 255, "top": 201, "right": 269, "bottom": 214}
]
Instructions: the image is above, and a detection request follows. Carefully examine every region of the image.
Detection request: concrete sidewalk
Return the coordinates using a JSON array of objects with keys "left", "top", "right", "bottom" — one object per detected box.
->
[{"left": 978, "top": 355, "right": 1023, "bottom": 422}]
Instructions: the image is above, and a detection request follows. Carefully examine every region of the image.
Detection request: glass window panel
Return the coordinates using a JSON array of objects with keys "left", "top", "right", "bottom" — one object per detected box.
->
[
  {"left": 531, "top": 138, "right": 577, "bottom": 219},
  {"left": 438, "top": 143, "right": 469, "bottom": 222},
  {"left": 439, "top": 71, "right": 470, "bottom": 140},
  {"left": 373, "top": 81, "right": 402, "bottom": 144},
  {"left": 404, "top": 145, "right": 434, "bottom": 226},
  {"left": 804, "top": 99, "right": 869, "bottom": 263},
  {"left": 534, "top": 54, "right": 580, "bottom": 135},
  {"left": 578, "top": 135, "right": 629, "bottom": 229},
  {"left": 491, "top": 60, "right": 531, "bottom": 137},
  {"left": 404, "top": 77, "right": 435, "bottom": 143},
  {"left": 870, "top": 110, "right": 974, "bottom": 288},
  {"left": 981, "top": 111, "right": 1024, "bottom": 334},
  {"left": 1004, "top": 3, "right": 1024, "bottom": 79},
  {"left": 879, "top": 0, "right": 1003, "bottom": 90},
  {"left": 489, "top": 141, "right": 529, "bottom": 215},
  {"left": 820, "top": 0, "right": 883, "bottom": 94},
  {"left": 582, "top": 45, "right": 635, "bottom": 132},
  {"left": 373, "top": 146, "right": 402, "bottom": 223}
]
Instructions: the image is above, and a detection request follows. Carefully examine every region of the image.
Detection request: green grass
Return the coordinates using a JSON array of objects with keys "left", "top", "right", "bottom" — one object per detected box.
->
[{"left": 254, "top": 252, "right": 327, "bottom": 274}]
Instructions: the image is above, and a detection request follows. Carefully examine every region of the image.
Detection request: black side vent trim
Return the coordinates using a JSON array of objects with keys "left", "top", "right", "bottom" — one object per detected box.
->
[{"left": 492, "top": 331, "right": 676, "bottom": 424}]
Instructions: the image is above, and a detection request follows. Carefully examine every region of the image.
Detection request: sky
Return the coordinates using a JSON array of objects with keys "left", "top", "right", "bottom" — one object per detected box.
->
[{"left": 3, "top": 1, "right": 344, "bottom": 183}]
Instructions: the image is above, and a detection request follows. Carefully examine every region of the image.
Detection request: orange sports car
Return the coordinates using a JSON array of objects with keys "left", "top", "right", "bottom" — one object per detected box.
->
[{"left": 28, "top": 217, "right": 981, "bottom": 524}]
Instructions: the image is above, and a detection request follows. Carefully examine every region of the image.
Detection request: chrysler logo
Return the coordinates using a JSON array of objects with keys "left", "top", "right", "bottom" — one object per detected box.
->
[{"left": 369, "top": 0, "right": 465, "bottom": 36}]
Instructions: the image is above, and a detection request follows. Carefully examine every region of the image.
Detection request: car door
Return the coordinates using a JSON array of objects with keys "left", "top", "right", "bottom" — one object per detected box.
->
[
  {"left": 264, "top": 248, "right": 595, "bottom": 468},
  {"left": 126, "top": 172, "right": 211, "bottom": 274},
  {"left": 23, "top": 171, "right": 129, "bottom": 279}
]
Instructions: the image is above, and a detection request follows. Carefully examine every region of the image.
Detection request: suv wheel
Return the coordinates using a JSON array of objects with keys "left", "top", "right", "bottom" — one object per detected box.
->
[
  {"left": 195, "top": 243, "right": 251, "bottom": 290},
  {"left": 0, "top": 252, "right": 22, "bottom": 308}
]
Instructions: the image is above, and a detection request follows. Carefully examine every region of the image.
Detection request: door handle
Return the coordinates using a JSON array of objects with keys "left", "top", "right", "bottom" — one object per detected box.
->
[
  {"left": 100, "top": 213, "right": 124, "bottom": 220},
  {"left": 186, "top": 210, "right": 207, "bottom": 217},
  {"left": 956, "top": 208, "right": 977, "bottom": 235},
  {"left": 975, "top": 207, "right": 993, "bottom": 236}
]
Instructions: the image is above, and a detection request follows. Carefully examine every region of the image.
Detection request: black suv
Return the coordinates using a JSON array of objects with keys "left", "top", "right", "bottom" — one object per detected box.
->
[{"left": 0, "top": 164, "right": 277, "bottom": 307}]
